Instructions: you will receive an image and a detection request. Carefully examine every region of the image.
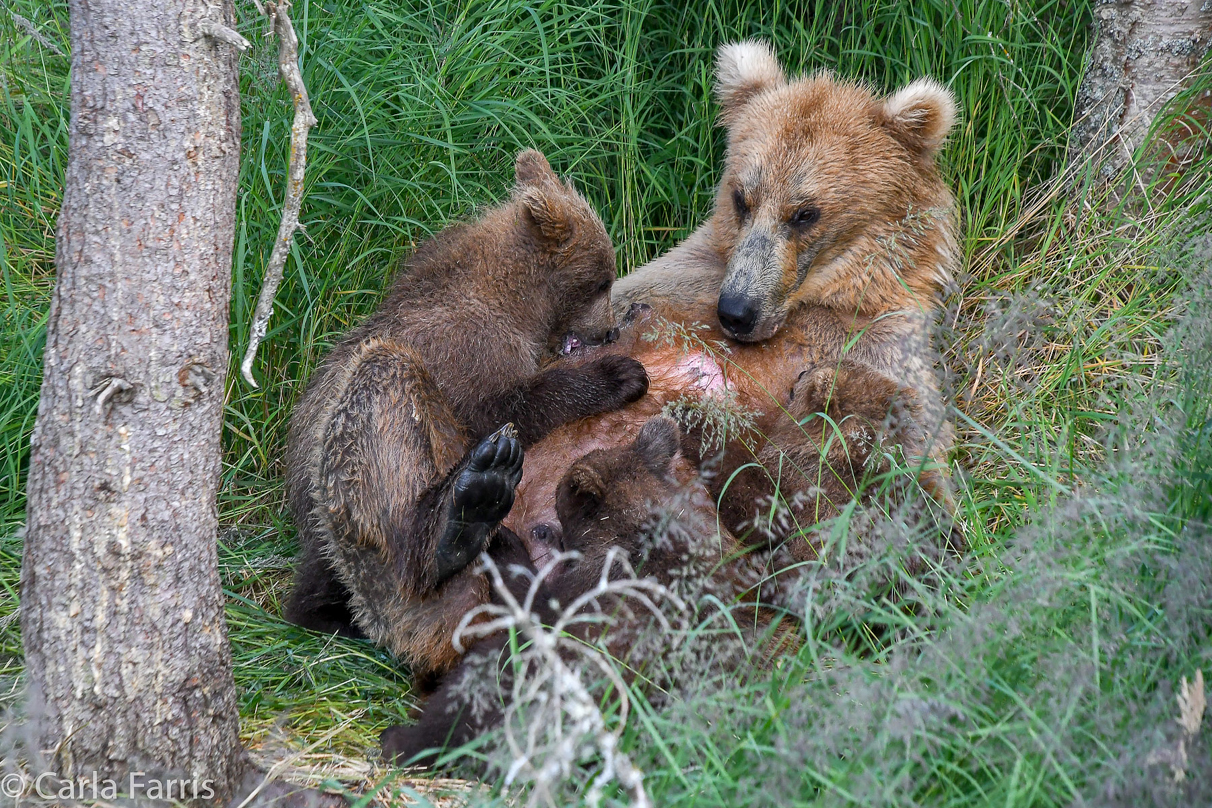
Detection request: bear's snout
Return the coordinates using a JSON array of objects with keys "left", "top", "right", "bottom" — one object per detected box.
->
[
  {"left": 717, "top": 291, "right": 761, "bottom": 338},
  {"left": 718, "top": 229, "right": 790, "bottom": 341}
]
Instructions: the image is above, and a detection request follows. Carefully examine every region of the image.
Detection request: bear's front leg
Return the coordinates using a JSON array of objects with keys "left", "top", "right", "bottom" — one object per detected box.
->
[{"left": 481, "top": 354, "right": 650, "bottom": 446}]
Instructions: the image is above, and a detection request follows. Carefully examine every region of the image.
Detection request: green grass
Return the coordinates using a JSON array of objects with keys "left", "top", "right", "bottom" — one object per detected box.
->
[{"left": 2, "top": 0, "right": 1211, "bottom": 804}]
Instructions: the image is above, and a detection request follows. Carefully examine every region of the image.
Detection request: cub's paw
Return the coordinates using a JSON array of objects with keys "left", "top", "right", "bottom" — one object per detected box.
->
[
  {"left": 453, "top": 424, "right": 525, "bottom": 525},
  {"left": 588, "top": 354, "right": 649, "bottom": 405},
  {"left": 380, "top": 723, "right": 436, "bottom": 768},
  {"left": 437, "top": 426, "right": 524, "bottom": 583}
]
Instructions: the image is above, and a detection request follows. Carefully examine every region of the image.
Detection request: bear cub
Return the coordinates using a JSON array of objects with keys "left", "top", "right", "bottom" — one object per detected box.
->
[
  {"left": 284, "top": 150, "right": 648, "bottom": 678},
  {"left": 379, "top": 416, "right": 785, "bottom": 767}
]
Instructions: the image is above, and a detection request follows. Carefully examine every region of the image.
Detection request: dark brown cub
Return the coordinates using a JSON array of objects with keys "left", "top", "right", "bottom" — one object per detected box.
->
[
  {"left": 380, "top": 416, "right": 795, "bottom": 767},
  {"left": 284, "top": 150, "right": 648, "bottom": 677}
]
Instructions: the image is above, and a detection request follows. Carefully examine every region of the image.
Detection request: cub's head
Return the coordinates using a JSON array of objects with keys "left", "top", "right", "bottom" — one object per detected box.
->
[
  {"left": 510, "top": 150, "right": 619, "bottom": 354},
  {"left": 711, "top": 41, "right": 959, "bottom": 340},
  {"left": 553, "top": 416, "right": 684, "bottom": 587}
]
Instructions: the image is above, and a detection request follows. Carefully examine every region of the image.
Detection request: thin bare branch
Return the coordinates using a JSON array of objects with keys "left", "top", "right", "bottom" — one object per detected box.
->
[
  {"left": 240, "top": 0, "right": 317, "bottom": 388},
  {"left": 199, "top": 19, "right": 251, "bottom": 51}
]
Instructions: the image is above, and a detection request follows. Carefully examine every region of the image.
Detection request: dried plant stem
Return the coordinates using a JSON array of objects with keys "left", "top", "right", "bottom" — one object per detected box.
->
[
  {"left": 7, "top": 7, "right": 65, "bottom": 57},
  {"left": 453, "top": 550, "right": 675, "bottom": 808},
  {"left": 240, "top": 0, "right": 317, "bottom": 388}
]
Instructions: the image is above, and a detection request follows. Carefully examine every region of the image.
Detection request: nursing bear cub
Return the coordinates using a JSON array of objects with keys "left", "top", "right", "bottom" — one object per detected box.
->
[
  {"left": 284, "top": 150, "right": 648, "bottom": 678},
  {"left": 380, "top": 417, "right": 786, "bottom": 766}
]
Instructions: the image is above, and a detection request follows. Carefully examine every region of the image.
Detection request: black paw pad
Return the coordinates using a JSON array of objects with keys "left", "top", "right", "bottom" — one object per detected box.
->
[
  {"left": 453, "top": 424, "right": 524, "bottom": 525},
  {"left": 435, "top": 425, "right": 525, "bottom": 584}
]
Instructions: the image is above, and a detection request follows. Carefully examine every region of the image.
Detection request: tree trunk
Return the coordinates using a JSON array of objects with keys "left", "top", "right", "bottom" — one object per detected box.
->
[
  {"left": 21, "top": 0, "right": 245, "bottom": 799},
  {"left": 1071, "top": 0, "right": 1212, "bottom": 176}
]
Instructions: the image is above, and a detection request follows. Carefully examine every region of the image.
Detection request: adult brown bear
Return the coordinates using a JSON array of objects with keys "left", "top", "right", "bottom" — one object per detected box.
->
[{"left": 508, "top": 40, "right": 962, "bottom": 566}]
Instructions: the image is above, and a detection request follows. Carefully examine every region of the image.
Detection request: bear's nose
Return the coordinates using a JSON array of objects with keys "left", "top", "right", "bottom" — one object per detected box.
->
[{"left": 717, "top": 292, "right": 760, "bottom": 338}]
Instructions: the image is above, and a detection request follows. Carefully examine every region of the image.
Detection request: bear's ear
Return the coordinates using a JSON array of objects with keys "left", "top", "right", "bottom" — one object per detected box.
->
[
  {"left": 518, "top": 185, "right": 575, "bottom": 243},
  {"left": 634, "top": 416, "right": 680, "bottom": 477},
  {"left": 557, "top": 462, "right": 607, "bottom": 521},
  {"left": 513, "top": 150, "right": 577, "bottom": 243},
  {"left": 514, "top": 149, "right": 559, "bottom": 189},
  {"left": 715, "top": 40, "right": 786, "bottom": 126},
  {"left": 877, "top": 78, "right": 956, "bottom": 156}
]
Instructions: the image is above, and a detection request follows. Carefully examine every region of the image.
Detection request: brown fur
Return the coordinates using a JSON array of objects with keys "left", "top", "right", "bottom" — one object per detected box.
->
[
  {"left": 284, "top": 150, "right": 648, "bottom": 677},
  {"left": 613, "top": 42, "right": 959, "bottom": 338},
  {"left": 508, "top": 307, "right": 955, "bottom": 564},
  {"left": 551, "top": 416, "right": 799, "bottom": 664},
  {"left": 381, "top": 417, "right": 796, "bottom": 767},
  {"left": 513, "top": 43, "right": 962, "bottom": 562}
]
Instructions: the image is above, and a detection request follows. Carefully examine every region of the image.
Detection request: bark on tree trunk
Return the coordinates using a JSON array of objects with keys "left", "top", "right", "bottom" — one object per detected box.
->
[
  {"left": 1071, "top": 0, "right": 1212, "bottom": 176},
  {"left": 21, "top": 0, "right": 245, "bottom": 799}
]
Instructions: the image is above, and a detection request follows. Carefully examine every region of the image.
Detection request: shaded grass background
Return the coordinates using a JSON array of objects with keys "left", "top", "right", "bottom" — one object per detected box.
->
[{"left": 1, "top": 0, "right": 1210, "bottom": 803}]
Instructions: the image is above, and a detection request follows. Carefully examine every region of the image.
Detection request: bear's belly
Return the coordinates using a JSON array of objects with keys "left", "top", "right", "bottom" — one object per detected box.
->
[
  {"left": 504, "top": 305, "right": 916, "bottom": 565},
  {"left": 506, "top": 331, "right": 732, "bottom": 564}
]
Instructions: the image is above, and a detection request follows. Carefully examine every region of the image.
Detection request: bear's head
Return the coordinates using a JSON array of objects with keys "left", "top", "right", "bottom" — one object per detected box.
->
[
  {"left": 710, "top": 41, "right": 960, "bottom": 340},
  {"left": 511, "top": 149, "right": 620, "bottom": 354},
  {"left": 553, "top": 415, "right": 691, "bottom": 591},
  {"left": 549, "top": 415, "right": 755, "bottom": 613},
  {"left": 399, "top": 150, "right": 618, "bottom": 358}
]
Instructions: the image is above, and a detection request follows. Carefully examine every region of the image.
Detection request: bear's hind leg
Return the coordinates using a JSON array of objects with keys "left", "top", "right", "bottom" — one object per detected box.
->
[
  {"left": 434, "top": 425, "right": 525, "bottom": 584},
  {"left": 284, "top": 546, "right": 366, "bottom": 639},
  {"left": 318, "top": 339, "right": 504, "bottom": 668}
]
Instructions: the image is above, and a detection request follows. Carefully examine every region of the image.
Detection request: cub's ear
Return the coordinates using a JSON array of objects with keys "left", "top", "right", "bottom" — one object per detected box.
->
[
  {"left": 634, "top": 416, "right": 680, "bottom": 477},
  {"left": 715, "top": 40, "right": 786, "bottom": 127},
  {"left": 556, "top": 461, "right": 607, "bottom": 521},
  {"left": 877, "top": 78, "right": 956, "bottom": 156},
  {"left": 514, "top": 149, "right": 559, "bottom": 189},
  {"left": 513, "top": 150, "right": 578, "bottom": 243},
  {"left": 517, "top": 184, "right": 576, "bottom": 244}
]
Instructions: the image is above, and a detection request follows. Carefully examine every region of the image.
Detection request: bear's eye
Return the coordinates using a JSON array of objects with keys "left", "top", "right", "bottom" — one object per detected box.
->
[
  {"left": 596, "top": 278, "right": 611, "bottom": 294},
  {"left": 732, "top": 189, "right": 750, "bottom": 221},
  {"left": 789, "top": 205, "right": 820, "bottom": 228}
]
